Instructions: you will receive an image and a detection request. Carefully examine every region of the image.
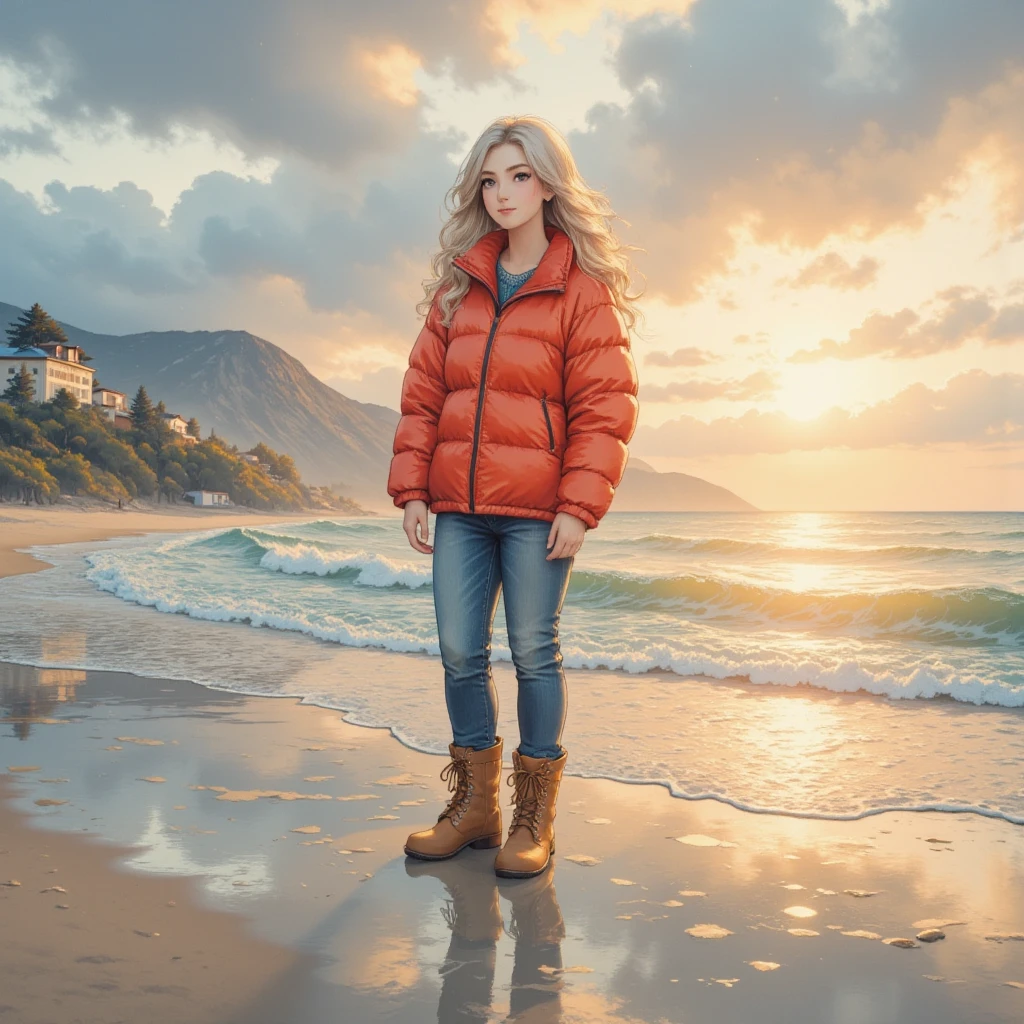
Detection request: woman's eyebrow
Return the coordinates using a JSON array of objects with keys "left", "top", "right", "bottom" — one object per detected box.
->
[{"left": 480, "top": 163, "right": 531, "bottom": 176}]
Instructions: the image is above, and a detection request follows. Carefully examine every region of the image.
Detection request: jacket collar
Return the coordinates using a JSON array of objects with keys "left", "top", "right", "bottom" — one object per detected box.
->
[{"left": 452, "top": 223, "right": 574, "bottom": 304}]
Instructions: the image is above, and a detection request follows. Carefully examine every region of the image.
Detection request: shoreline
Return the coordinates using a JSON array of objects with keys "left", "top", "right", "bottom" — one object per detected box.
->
[
  {"left": 2, "top": 513, "right": 1024, "bottom": 1019},
  {"left": 0, "top": 498, "right": 373, "bottom": 579},
  {"left": 3, "top": 513, "right": 1024, "bottom": 829}
]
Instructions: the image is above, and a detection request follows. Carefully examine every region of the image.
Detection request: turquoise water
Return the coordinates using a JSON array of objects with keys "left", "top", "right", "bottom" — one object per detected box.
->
[{"left": 84, "top": 512, "right": 1024, "bottom": 704}]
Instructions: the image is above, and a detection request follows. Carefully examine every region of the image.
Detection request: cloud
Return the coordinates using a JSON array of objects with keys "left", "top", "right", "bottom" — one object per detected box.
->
[
  {"left": 0, "top": 123, "right": 60, "bottom": 157},
  {"left": 0, "top": 121, "right": 464, "bottom": 332},
  {"left": 640, "top": 369, "right": 778, "bottom": 403},
  {"left": 566, "top": 0, "right": 1024, "bottom": 302},
  {"left": 0, "top": 0, "right": 517, "bottom": 168},
  {"left": 643, "top": 345, "right": 715, "bottom": 366},
  {"left": 780, "top": 250, "right": 880, "bottom": 290},
  {"left": 790, "top": 285, "right": 1024, "bottom": 361},
  {"left": 632, "top": 369, "right": 1024, "bottom": 455}
]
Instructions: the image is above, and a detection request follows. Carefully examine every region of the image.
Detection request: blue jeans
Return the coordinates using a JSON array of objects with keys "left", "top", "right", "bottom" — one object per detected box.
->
[{"left": 432, "top": 512, "right": 574, "bottom": 759}]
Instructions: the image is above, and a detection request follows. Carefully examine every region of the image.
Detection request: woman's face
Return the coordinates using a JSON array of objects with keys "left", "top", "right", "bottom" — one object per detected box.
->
[{"left": 479, "top": 142, "right": 554, "bottom": 230}]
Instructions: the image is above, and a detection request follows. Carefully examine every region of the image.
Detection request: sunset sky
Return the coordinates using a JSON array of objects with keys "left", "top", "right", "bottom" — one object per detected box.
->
[{"left": 1, "top": 0, "right": 1021, "bottom": 510}]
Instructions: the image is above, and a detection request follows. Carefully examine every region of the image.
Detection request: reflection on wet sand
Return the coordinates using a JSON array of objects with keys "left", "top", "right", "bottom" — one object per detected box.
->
[
  {"left": 406, "top": 854, "right": 566, "bottom": 1023},
  {"left": 1, "top": 636, "right": 87, "bottom": 738},
  {"left": 4, "top": 662, "right": 1024, "bottom": 1024}
]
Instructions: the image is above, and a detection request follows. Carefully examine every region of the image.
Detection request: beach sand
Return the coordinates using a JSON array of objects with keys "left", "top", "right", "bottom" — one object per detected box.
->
[{"left": 2, "top": 517, "right": 1024, "bottom": 1022}]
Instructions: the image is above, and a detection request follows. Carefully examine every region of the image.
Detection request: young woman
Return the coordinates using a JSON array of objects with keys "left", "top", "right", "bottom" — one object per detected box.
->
[{"left": 387, "top": 115, "right": 642, "bottom": 878}]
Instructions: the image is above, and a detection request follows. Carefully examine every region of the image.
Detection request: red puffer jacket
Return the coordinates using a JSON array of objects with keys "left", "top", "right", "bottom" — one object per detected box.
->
[{"left": 387, "top": 223, "right": 639, "bottom": 529}]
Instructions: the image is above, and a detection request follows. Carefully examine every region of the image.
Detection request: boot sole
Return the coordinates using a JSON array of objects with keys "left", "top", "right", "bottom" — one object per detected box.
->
[
  {"left": 404, "top": 833, "right": 502, "bottom": 860},
  {"left": 493, "top": 839, "right": 556, "bottom": 878}
]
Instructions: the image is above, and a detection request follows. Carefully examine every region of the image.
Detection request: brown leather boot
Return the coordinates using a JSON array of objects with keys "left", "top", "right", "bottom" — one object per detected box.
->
[
  {"left": 404, "top": 736, "right": 503, "bottom": 860},
  {"left": 493, "top": 746, "right": 567, "bottom": 878}
]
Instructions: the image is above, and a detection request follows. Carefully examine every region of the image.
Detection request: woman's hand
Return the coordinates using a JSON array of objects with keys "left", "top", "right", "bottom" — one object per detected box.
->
[
  {"left": 546, "top": 511, "right": 586, "bottom": 560},
  {"left": 403, "top": 500, "right": 433, "bottom": 554}
]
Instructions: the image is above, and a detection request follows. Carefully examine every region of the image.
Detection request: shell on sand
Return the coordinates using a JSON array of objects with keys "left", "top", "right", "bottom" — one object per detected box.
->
[
  {"left": 783, "top": 906, "right": 817, "bottom": 918},
  {"left": 748, "top": 961, "right": 781, "bottom": 971},
  {"left": 883, "top": 937, "right": 919, "bottom": 948},
  {"left": 916, "top": 929, "right": 946, "bottom": 942},
  {"left": 674, "top": 834, "right": 736, "bottom": 848},
  {"left": 686, "top": 923, "right": 733, "bottom": 939}
]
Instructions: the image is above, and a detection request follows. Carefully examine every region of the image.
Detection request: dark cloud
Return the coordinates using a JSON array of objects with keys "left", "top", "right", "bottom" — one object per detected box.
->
[
  {"left": 0, "top": 124, "right": 462, "bottom": 333},
  {"left": 632, "top": 369, "right": 1024, "bottom": 456},
  {"left": 0, "top": 123, "right": 60, "bottom": 157},
  {"left": 0, "top": 0, "right": 515, "bottom": 167},
  {"left": 640, "top": 369, "right": 778, "bottom": 403},
  {"left": 790, "top": 285, "right": 1024, "bottom": 362}
]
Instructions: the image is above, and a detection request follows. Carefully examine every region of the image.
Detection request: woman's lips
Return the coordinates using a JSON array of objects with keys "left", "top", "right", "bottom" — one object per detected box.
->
[{"left": 498, "top": 208, "right": 515, "bottom": 214}]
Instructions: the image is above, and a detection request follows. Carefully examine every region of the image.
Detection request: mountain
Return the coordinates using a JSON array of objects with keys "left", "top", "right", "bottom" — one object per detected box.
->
[
  {"left": 615, "top": 456, "right": 757, "bottom": 511},
  {"left": 0, "top": 301, "right": 398, "bottom": 503},
  {"left": 1, "top": 301, "right": 757, "bottom": 512}
]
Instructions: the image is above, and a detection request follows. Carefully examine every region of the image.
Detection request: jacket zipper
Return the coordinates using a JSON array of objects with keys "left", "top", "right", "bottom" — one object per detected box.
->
[
  {"left": 461, "top": 270, "right": 565, "bottom": 513},
  {"left": 540, "top": 394, "right": 555, "bottom": 453}
]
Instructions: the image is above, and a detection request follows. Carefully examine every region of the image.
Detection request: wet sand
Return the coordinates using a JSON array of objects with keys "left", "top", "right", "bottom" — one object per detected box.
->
[
  {"left": 0, "top": 499, "right": 344, "bottom": 579},
  {"left": 3, "top": 661, "right": 1024, "bottom": 1024}
]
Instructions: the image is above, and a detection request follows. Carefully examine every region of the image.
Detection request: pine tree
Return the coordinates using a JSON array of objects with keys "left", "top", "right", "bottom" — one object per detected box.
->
[
  {"left": 4, "top": 303, "right": 69, "bottom": 352},
  {"left": 186, "top": 416, "right": 201, "bottom": 438},
  {"left": 130, "top": 385, "right": 156, "bottom": 428},
  {"left": 51, "top": 387, "right": 79, "bottom": 412},
  {"left": 2, "top": 362, "right": 36, "bottom": 406}
]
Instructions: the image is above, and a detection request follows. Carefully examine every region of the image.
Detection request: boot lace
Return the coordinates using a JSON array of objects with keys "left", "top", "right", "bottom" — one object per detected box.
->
[
  {"left": 506, "top": 761, "right": 550, "bottom": 844},
  {"left": 437, "top": 752, "right": 474, "bottom": 823}
]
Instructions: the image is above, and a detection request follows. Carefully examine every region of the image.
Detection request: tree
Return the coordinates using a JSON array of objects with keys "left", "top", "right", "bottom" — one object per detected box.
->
[
  {"left": 186, "top": 416, "right": 201, "bottom": 438},
  {"left": 4, "top": 303, "right": 69, "bottom": 353},
  {"left": 51, "top": 387, "right": 79, "bottom": 412},
  {"left": 2, "top": 363, "right": 35, "bottom": 407},
  {"left": 130, "top": 385, "right": 156, "bottom": 429}
]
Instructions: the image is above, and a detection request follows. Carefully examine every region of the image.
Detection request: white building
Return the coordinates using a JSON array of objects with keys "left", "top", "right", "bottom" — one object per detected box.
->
[
  {"left": 1, "top": 342, "right": 95, "bottom": 403},
  {"left": 161, "top": 411, "right": 198, "bottom": 444},
  {"left": 162, "top": 411, "right": 188, "bottom": 435},
  {"left": 184, "top": 490, "right": 231, "bottom": 507},
  {"left": 92, "top": 385, "right": 129, "bottom": 426}
]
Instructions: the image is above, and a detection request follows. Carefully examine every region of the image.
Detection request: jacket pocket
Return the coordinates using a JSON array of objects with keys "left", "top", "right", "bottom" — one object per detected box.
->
[{"left": 540, "top": 394, "right": 555, "bottom": 453}]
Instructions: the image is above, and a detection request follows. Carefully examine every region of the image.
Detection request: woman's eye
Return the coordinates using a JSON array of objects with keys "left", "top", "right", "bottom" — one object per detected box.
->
[{"left": 516, "top": 172, "right": 531, "bottom": 181}]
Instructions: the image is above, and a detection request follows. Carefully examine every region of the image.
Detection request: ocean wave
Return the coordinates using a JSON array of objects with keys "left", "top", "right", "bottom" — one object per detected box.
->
[
  {"left": 81, "top": 552, "right": 1024, "bottom": 708},
  {"left": 187, "top": 527, "right": 431, "bottom": 587},
  {"left": 567, "top": 569, "right": 1024, "bottom": 640},
  {"left": 622, "top": 533, "right": 1021, "bottom": 562}
]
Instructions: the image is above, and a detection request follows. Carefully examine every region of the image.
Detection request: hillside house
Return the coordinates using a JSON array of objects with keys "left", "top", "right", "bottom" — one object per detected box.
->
[
  {"left": 91, "top": 385, "right": 131, "bottom": 429},
  {"left": 1, "top": 342, "right": 95, "bottom": 403},
  {"left": 162, "top": 411, "right": 197, "bottom": 444}
]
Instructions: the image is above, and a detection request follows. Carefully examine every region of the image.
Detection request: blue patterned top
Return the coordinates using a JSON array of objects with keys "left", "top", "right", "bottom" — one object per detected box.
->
[{"left": 496, "top": 255, "right": 537, "bottom": 306}]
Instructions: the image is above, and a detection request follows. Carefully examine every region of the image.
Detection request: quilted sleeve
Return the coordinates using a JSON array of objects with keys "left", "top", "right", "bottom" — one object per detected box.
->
[
  {"left": 556, "top": 293, "right": 639, "bottom": 529},
  {"left": 387, "top": 295, "right": 450, "bottom": 508}
]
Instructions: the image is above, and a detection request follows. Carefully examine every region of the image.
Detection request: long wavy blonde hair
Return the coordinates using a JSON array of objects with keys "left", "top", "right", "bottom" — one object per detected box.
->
[{"left": 417, "top": 115, "right": 647, "bottom": 336}]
